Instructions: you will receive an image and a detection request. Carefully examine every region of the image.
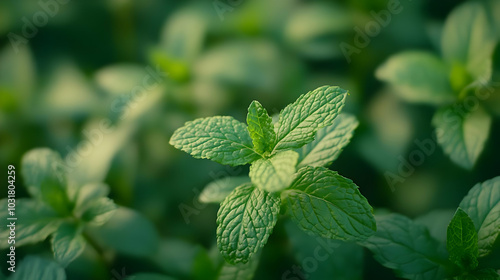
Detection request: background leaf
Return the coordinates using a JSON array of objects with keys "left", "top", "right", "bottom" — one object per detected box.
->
[
  {"left": 200, "top": 176, "right": 251, "bottom": 204},
  {"left": 9, "top": 256, "right": 66, "bottom": 280}
]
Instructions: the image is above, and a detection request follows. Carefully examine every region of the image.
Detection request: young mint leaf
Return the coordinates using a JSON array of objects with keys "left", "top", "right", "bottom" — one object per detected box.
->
[
  {"left": 249, "top": 151, "right": 298, "bottom": 192},
  {"left": 273, "top": 86, "right": 347, "bottom": 152},
  {"left": 296, "top": 113, "right": 358, "bottom": 168},
  {"left": 432, "top": 104, "right": 492, "bottom": 169},
  {"left": 80, "top": 197, "right": 117, "bottom": 225},
  {"left": 218, "top": 253, "right": 261, "bottom": 280},
  {"left": 9, "top": 256, "right": 66, "bottom": 280},
  {"left": 21, "top": 148, "right": 67, "bottom": 199},
  {"left": 447, "top": 208, "right": 479, "bottom": 271},
  {"left": 459, "top": 177, "right": 500, "bottom": 257},
  {"left": 376, "top": 51, "right": 455, "bottom": 105},
  {"left": 200, "top": 176, "right": 251, "bottom": 204},
  {"left": 51, "top": 224, "right": 86, "bottom": 267},
  {"left": 0, "top": 199, "right": 62, "bottom": 249},
  {"left": 170, "top": 116, "right": 262, "bottom": 166},
  {"left": 40, "top": 177, "right": 72, "bottom": 216},
  {"left": 247, "top": 100, "right": 276, "bottom": 154},
  {"left": 441, "top": 2, "right": 496, "bottom": 81},
  {"left": 361, "top": 214, "right": 451, "bottom": 280},
  {"left": 282, "top": 166, "right": 375, "bottom": 241},
  {"left": 216, "top": 184, "right": 280, "bottom": 264},
  {"left": 74, "top": 183, "right": 110, "bottom": 213}
]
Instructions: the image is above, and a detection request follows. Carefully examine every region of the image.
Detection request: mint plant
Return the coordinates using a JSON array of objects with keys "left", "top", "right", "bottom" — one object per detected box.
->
[
  {"left": 0, "top": 148, "right": 117, "bottom": 267},
  {"left": 376, "top": 2, "right": 497, "bottom": 169},
  {"left": 362, "top": 177, "right": 500, "bottom": 279},
  {"left": 170, "top": 85, "right": 376, "bottom": 264}
]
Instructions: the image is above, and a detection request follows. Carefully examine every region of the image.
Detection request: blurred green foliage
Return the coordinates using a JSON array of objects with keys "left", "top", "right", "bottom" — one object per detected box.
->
[{"left": 0, "top": 0, "right": 499, "bottom": 279}]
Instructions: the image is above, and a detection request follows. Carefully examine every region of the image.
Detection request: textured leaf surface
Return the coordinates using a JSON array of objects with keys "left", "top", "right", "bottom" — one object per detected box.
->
[
  {"left": 217, "top": 184, "right": 280, "bottom": 264},
  {"left": 0, "top": 199, "right": 62, "bottom": 249},
  {"left": 51, "top": 224, "right": 86, "bottom": 267},
  {"left": 433, "top": 104, "right": 491, "bottom": 169},
  {"left": 297, "top": 113, "right": 358, "bottom": 168},
  {"left": 10, "top": 256, "right": 66, "bottom": 280},
  {"left": 273, "top": 86, "right": 347, "bottom": 152},
  {"left": 459, "top": 177, "right": 500, "bottom": 257},
  {"left": 247, "top": 100, "right": 276, "bottom": 154},
  {"left": 376, "top": 51, "right": 455, "bottom": 105},
  {"left": 170, "top": 116, "right": 262, "bottom": 166},
  {"left": 249, "top": 151, "right": 298, "bottom": 192},
  {"left": 200, "top": 176, "right": 251, "bottom": 203},
  {"left": 282, "top": 166, "right": 375, "bottom": 240},
  {"left": 361, "top": 214, "right": 451, "bottom": 280},
  {"left": 447, "top": 208, "right": 478, "bottom": 270},
  {"left": 21, "top": 148, "right": 66, "bottom": 199}
]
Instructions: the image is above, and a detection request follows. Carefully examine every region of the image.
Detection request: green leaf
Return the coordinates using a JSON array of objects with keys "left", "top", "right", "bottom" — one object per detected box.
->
[
  {"left": 376, "top": 51, "right": 455, "bottom": 105},
  {"left": 361, "top": 214, "right": 451, "bottom": 280},
  {"left": 216, "top": 184, "right": 280, "bottom": 264},
  {"left": 80, "top": 197, "right": 117, "bottom": 225},
  {"left": 218, "top": 255, "right": 260, "bottom": 280},
  {"left": 51, "top": 224, "right": 86, "bottom": 267},
  {"left": 10, "top": 255, "right": 66, "bottom": 280},
  {"left": 458, "top": 268, "right": 500, "bottom": 280},
  {"left": 432, "top": 104, "right": 492, "bottom": 169},
  {"left": 199, "top": 176, "right": 250, "bottom": 204},
  {"left": 86, "top": 207, "right": 160, "bottom": 257},
  {"left": 40, "top": 176, "right": 71, "bottom": 215},
  {"left": 273, "top": 86, "right": 347, "bottom": 152},
  {"left": 459, "top": 177, "right": 500, "bottom": 257},
  {"left": 441, "top": 2, "right": 496, "bottom": 80},
  {"left": 282, "top": 166, "right": 375, "bottom": 240},
  {"left": 296, "top": 113, "right": 358, "bottom": 168},
  {"left": 74, "top": 183, "right": 110, "bottom": 213},
  {"left": 21, "top": 148, "right": 67, "bottom": 199},
  {"left": 447, "top": 208, "right": 479, "bottom": 271},
  {"left": 249, "top": 151, "right": 299, "bottom": 192},
  {"left": 246, "top": 100, "right": 276, "bottom": 154},
  {"left": 0, "top": 199, "right": 62, "bottom": 249},
  {"left": 170, "top": 116, "right": 262, "bottom": 166}
]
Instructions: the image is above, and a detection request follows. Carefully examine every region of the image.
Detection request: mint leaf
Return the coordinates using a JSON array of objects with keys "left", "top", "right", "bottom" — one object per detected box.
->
[
  {"left": 247, "top": 100, "right": 276, "bottom": 154},
  {"left": 459, "top": 177, "right": 500, "bottom": 257},
  {"left": 10, "top": 256, "right": 66, "bottom": 280},
  {"left": 282, "top": 166, "right": 375, "bottom": 240},
  {"left": 273, "top": 86, "right": 347, "bottom": 152},
  {"left": 376, "top": 51, "right": 455, "bottom": 105},
  {"left": 361, "top": 214, "right": 451, "bottom": 280},
  {"left": 447, "top": 208, "right": 479, "bottom": 271},
  {"left": 297, "top": 113, "right": 358, "bottom": 168},
  {"left": 200, "top": 176, "right": 250, "bottom": 204},
  {"left": 51, "top": 224, "right": 86, "bottom": 267},
  {"left": 170, "top": 116, "right": 262, "bottom": 166},
  {"left": 40, "top": 177, "right": 71, "bottom": 215},
  {"left": 217, "top": 184, "right": 280, "bottom": 264},
  {"left": 0, "top": 199, "right": 62, "bottom": 249},
  {"left": 80, "top": 197, "right": 117, "bottom": 225},
  {"left": 249, "top": 151, "right": 298, "bottom": 192},
  {"left": 432, "top": 104, "right": 492, "bottom": 169},
  {"left": 74, "top": 183, "right": 110, "bottom": 214},
  {"left": 21, "top": 148, "right": 67, "bottom": 199},
  {"left": 218, "top": 254, "right": 260, "bottom": 280},
  {"left": 441, "top": 2, "right": 496, "bottom": 80}
]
